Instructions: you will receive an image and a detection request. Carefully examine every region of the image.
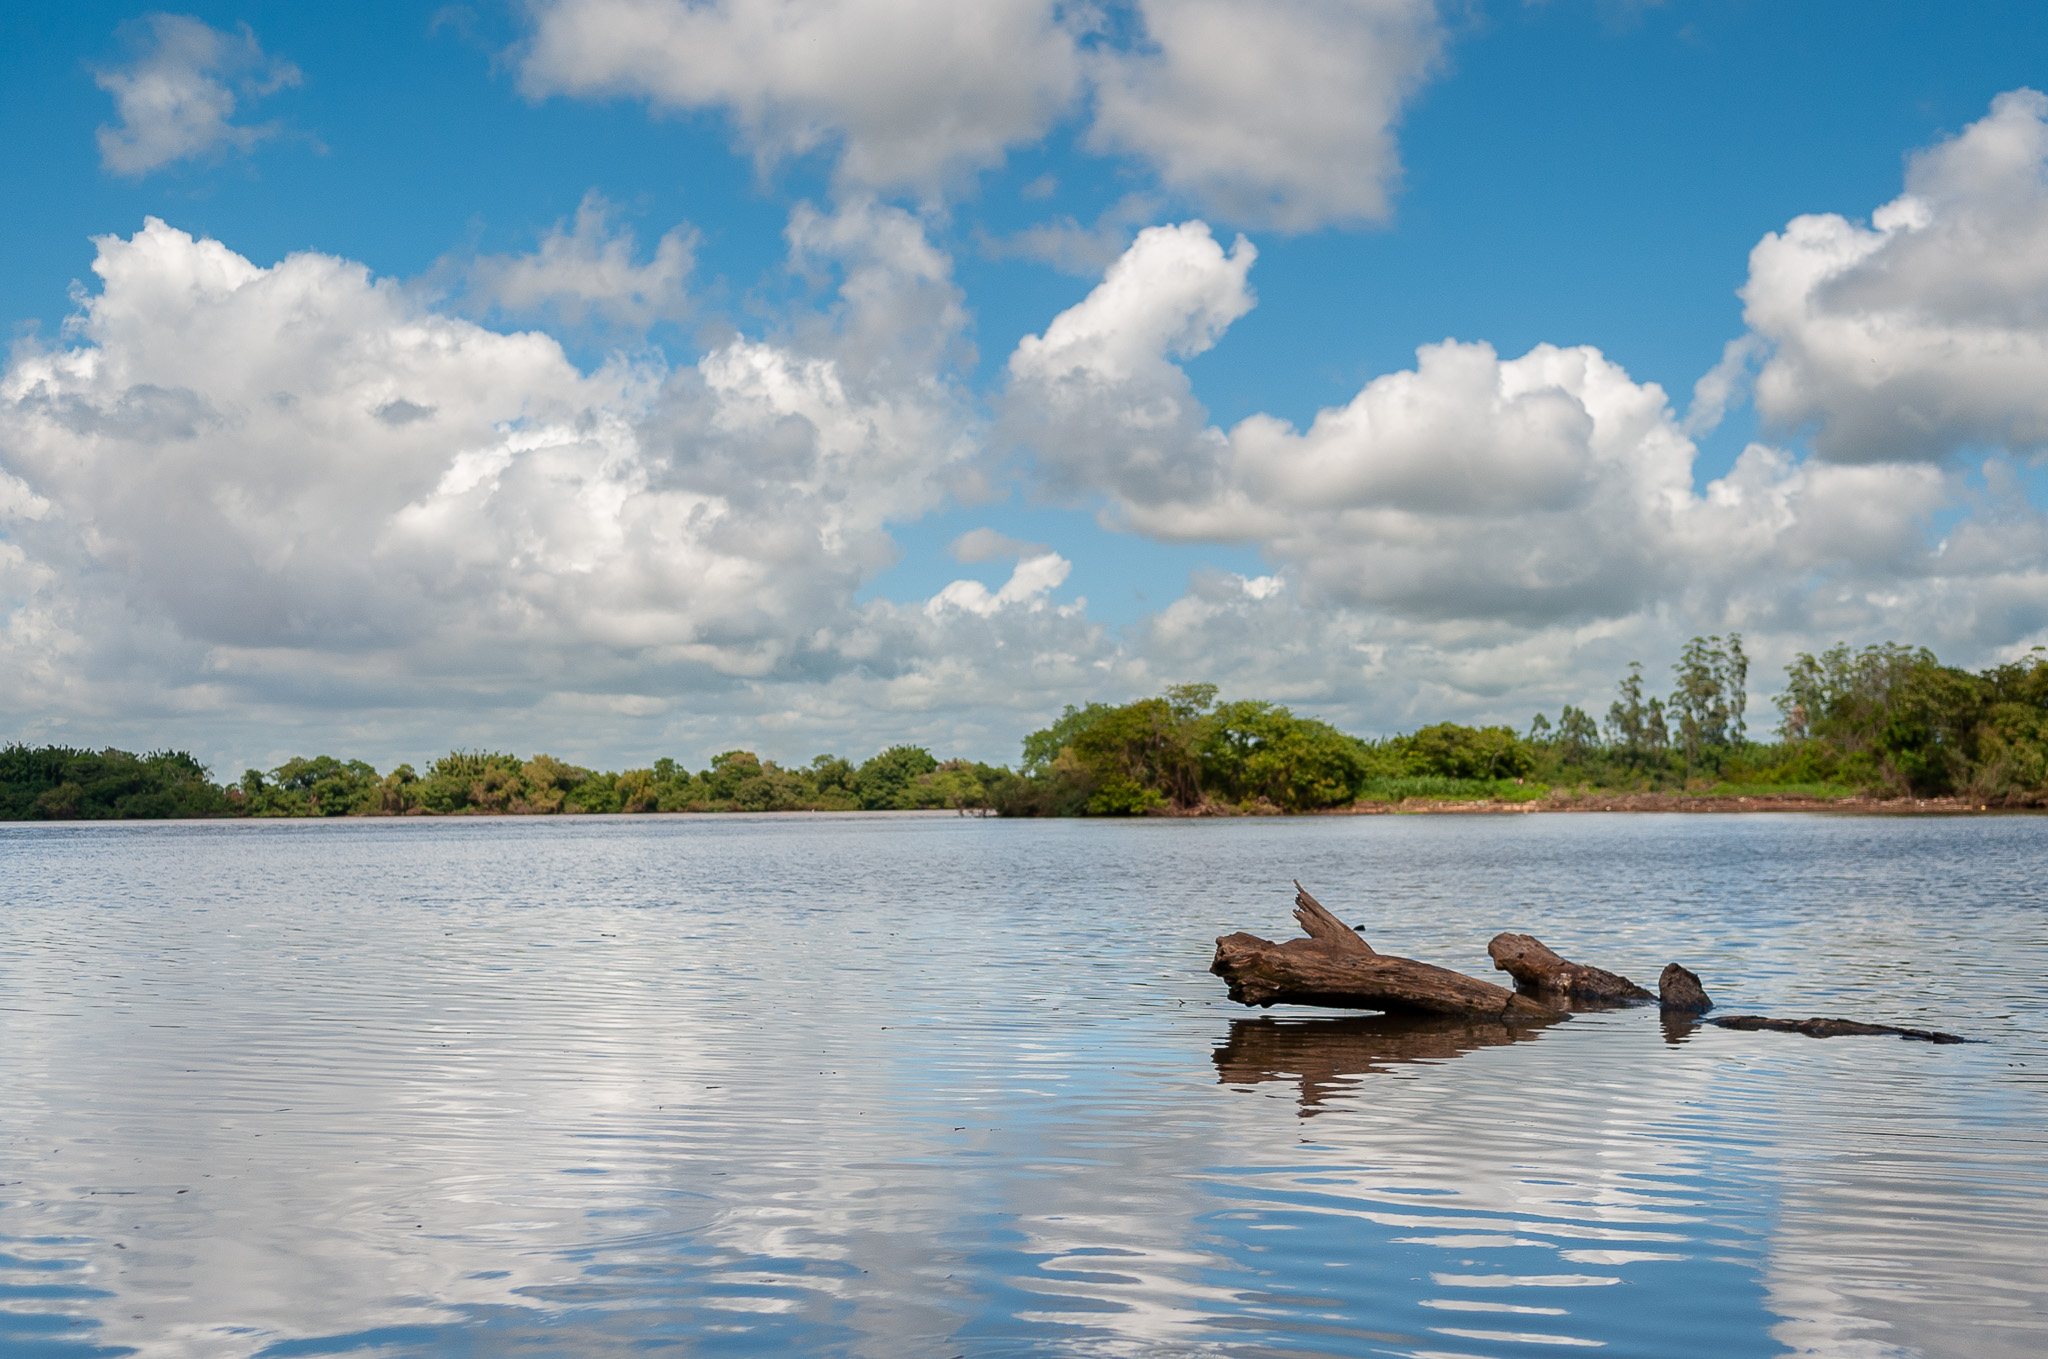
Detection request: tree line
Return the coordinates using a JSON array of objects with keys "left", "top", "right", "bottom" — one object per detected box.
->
[{"left": 4, "top": 637, "right": 2045, "bottom": 820}]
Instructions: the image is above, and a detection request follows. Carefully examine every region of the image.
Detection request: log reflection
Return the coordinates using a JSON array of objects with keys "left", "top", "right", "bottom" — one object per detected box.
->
[
  {"left": 1214, "top": 1013, "right": 1547, "bottom": 1115},
  {"left": 1659, "top": 1011, "right": 1701, "bottom": 1045}
]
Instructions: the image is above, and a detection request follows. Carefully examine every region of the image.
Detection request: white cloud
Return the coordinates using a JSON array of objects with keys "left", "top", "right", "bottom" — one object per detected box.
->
[
  {"left": 517, "top": 0, "right": 1083, "bottom": 191},
  {"left": 20, "top": 82, "right": 2048, "bottom": 767},
  {"left": 924, "top": 550, "right": 1072, "bottom": 618},
  {"left": 1741, "top": 89, "right": 2048, "bottom": 461},
  {"left": 1004, "top": 219, "right": 2048, "bottom": 697},
  {"left": 515, "top": 0, "right": 1446, "bottom": 229},
  {"left": 0, "top": 212, "right": 985, "bottom": 751},
  {"left": 1011, "top": 221, "right": 1256, "bottom": 386},
  {"left": 1009, "top": 222, "right": 1703, "bottom": 625},
  {"left": 950, "top": 527, "right": 1047, "bottom": 562},
  {"left": 95, "top": 14, "right": 301, "bottom": 176},
  {"left": 1087, "top": 0, "right": 1445, "bottom": 230},
  {"left": 464, "top": 192, "right": 695, "bottom": 329},
  {"left": 985, "top": 193, "right": 1166, "bottom": 278}
]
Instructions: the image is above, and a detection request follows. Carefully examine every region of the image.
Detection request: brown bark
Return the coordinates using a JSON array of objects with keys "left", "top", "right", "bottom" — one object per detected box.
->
[
  {"left": 1659, "top": 963, "right": 1713, "bottom": 1013},
  {"left": 1709, "top": 1015, "right": 1966, "bottom": 1043},
  {"left": 1486, "top": 933, "right": 1654, "bottom": 1005},
  {"left": 1210, "top": 883, "right": 1564, "bottom": 1022},
  {"left": 1215, "top": 1014, "right": 1542, "bottom": 1113}
]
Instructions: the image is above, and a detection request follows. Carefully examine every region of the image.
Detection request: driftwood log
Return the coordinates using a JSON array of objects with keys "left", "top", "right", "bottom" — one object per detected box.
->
[
  {"left": 1487, "top": 933, "right": 1654, "bottom": 1005},
  {"left": 1708, "top": 1015, "right": 1967, "bottom": 1043},
  {"left": 1210, "top": 883, "right": 1563, "bottom": 1022},
  {"left": 1659, "top": 964, "right": 1713, "bottom": 1013}
]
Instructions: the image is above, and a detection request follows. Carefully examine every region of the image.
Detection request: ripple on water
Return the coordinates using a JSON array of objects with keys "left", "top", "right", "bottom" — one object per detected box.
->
[{"left": 0, "top": 812, "right": 2044, "bottom": 1357}]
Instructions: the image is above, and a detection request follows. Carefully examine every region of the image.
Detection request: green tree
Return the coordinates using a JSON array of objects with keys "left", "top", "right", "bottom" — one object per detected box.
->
[
  {"left": 249, "top": 755, "right": 381, "bottom": 816},
  {"left": 854, "top": 745, "right": 940, "bottom": 809},
  {"left": 1605, "top": 662, "right": 1651, "bottom": 753},
  {"left": 1398, "top": 724, "right": 1535, "bottom": 780},
  {"left": 1071, "top": 698, "right": 1201, "bottom": 811},
  {"left": 1775, "top": 642, "right": 1985, "bottom": 794},
  {"left": 1555, "top": 705, "right": 1600, "bottom": 763},
  {"left": 702, "top": 750, "right": 763, "bottom": 802},
  {"left": 1200, "top": 700, "right": 1371, "bottom": 810},
  {"left": 1020, "top": 703, "right": 1115, "bottom": 776},
  {"left": 1670, "top": 634, "right": 1748, "bottom": 768},
  {"left": 418, "top": 751, "right": 523, "bottom": 813},
  {"left": 518, "top": 754, "right": 589, "bottom": 813},
  {"left": 0, "top": 745, "right": 231, "bottom": 820},
  {"left": 372, "top": 764, "right": 422, "bottom": 814}
]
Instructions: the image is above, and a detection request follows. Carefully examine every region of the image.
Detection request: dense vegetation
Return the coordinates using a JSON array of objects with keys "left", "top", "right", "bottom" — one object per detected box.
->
[{"left": 6, "top": 638, "right": 2046, "bottom": 820}]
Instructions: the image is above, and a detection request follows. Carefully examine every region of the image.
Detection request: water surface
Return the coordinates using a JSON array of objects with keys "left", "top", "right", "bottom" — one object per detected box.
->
[{"left": 2, "top": 813, "right": 2043, "bottom": 1357}]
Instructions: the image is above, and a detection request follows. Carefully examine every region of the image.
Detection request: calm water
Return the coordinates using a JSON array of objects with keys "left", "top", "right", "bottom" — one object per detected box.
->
[{"left": 1, "top": 813, "right": 2043, "bottom": 1358}]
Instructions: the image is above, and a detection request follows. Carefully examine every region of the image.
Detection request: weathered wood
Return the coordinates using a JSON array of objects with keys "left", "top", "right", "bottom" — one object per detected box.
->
[
  {"left": 1487, "top": 933, "right": 1654, "bottom": 1004},
  {"left": 1709, "top": 1015, "right": 1966, "bottom": 1043},
  {"left": 1210, "top": 883, "right": 1564, "bottom": 1022},
  {"left": 1215, "top": 1014, "right": 1541, "bottom": 1113},
  {"left": 1659, "top": 963, "right": 1713, "bottom": 1013},
  {"left": 1292, "top": 882, "right": 1374, "bottom": 957}
]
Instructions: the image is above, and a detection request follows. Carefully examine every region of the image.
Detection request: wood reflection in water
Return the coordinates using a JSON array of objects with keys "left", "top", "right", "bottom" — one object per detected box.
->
[{"left": 1214, "top": 1013, "right": 1548, "bottom": 1115}]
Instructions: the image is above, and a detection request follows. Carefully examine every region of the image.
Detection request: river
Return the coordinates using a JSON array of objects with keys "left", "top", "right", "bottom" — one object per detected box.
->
[{"left": 2, "top": 812, "right": 2042, "bottom": 1357}]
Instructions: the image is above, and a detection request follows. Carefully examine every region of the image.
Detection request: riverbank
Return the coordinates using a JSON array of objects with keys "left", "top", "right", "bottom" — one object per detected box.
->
[{"left": 1324, "top": 790, "right": 2016, "bottom": 815}]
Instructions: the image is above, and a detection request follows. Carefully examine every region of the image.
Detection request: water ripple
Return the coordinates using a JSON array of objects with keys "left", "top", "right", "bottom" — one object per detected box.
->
[{"left": 0, "top": 813, "right": 2042, "bottom": 1357}]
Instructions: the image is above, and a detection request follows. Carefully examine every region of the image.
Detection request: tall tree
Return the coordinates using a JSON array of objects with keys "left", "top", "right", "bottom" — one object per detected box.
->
[{"left": 1670, "top": 634, "right": 1748, "bottom": 767}]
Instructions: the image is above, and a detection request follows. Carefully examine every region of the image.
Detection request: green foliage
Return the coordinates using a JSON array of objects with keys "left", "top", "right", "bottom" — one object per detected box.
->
[
  {"left": 0, "top": 745, "right": 230, "bottom": 820},
  {"left": 1554, "top": 705, "right": 1601, "bottom": 762},
  {"left": 372, "top": 764, "right": 422, "bottom": 814},
  {"left": 1776, "top": 642, "right": 1992, "bottom": 795},
  {"left": 1358, "top": 776, "right": 1550, "bottom": 804},
  {"left": 1007, "top": 687, "right": 1375, "bottom": 815},
  {"left": 239, "top": 755, "right": 381, "bottom": 816},
  {"left": 1602, "top": 663, "right": 1667, "bottom": 758},
  {"left": 1070, "top": 699, "right": 1202, "bottom": 810},
  {"left": 1020, "top": 703, "right": 1115, "bottom": 776},
  {"left": 1394, "top": 723, "right": 1535, "bottom": 780},
  {"left": 854, "top": 745, "right": 941, "bottom": 809},
  {"left": 1199, "top": 701, "right": 1375, "bottom": 811},
  {"left": 1670, "top": 634, "right": 1749, "bottom": 765}
]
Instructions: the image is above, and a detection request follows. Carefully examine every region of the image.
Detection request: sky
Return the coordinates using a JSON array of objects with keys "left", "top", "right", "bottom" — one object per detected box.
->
[{"left": 4, "top": 0, "right": 2048, "bottom": 775}]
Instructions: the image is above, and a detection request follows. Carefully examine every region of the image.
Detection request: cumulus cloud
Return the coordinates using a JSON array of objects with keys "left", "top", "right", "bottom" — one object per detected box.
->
[
  {"left": 1087, "top": 0, "right": 1444, "bottom": 230},
  {"left": 18, "top": 91, "right": 2048, "bottom": 764},
  {"left": 0, "top": 211, "right": 990, "bottom": 748},
  {"left": 1739, "top": 89, "right": 2048, "bottom": 461},
  {"left": 95, "top": 13, "right": 301, "bottom": 176},
  {"left": 1010, "top": 230, "right": 1696, "bottom": 623},
  {"left": 1004, "top": 219, "right": 2048, "bottom": 674},
  {"left": 464, "top": 193, "right": 695, "bottom": 329},
  {"left": 515, "top": 0, "right": 1445, "bottom": 228},
  {"left": 517, "top": 0, "right": 1083, "bottom": 190},
  {"left": 923, "top": 551, "right": 1073, "bottom": 618}
]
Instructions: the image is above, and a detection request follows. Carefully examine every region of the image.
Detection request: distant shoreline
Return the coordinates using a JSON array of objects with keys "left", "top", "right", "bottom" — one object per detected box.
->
[
  {"left": 8, "top": 795, "right": 2032, "bottom": 825},
  {"left": 1319, "top": 791, "right": 2018, "bottom": 816}
]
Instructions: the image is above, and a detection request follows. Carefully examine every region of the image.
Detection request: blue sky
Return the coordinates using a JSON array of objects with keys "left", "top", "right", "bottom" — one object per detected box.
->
[{"left": 3, "top": 1, "right": 2048, "bottom": 772}]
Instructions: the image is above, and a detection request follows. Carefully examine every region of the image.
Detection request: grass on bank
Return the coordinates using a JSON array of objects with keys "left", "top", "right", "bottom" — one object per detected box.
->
[{"left": 1356, "top": 777, "right": 1552, "bottom": 803}]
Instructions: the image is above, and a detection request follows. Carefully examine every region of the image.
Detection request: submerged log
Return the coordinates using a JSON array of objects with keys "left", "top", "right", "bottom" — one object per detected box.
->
[
  {"left": 1210, "top": 883, "right": 1563, "bottom": 1022},
  {"left": 1659, "top": 963, "right": 1713, "bottom": 1013},
  {"left": 1709, "top": 1015, "right": 1967, "bottom": 1044},
  {"left": 1645, "top": 962, "right": 1967, "bottom": 1042},
  {"left": 1487, "top": 933, "right": 1654, "bottom": 1005}
]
